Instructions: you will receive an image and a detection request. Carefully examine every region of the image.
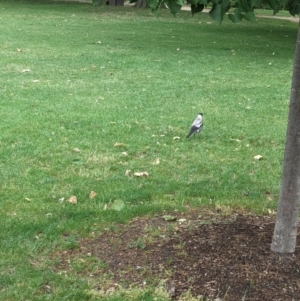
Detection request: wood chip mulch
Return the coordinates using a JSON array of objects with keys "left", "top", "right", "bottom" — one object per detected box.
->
[{"left": 54, "top": 211, "right": 300, "bottom": 300}]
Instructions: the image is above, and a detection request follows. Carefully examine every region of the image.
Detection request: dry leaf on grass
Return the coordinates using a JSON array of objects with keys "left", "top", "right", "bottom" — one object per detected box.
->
[
  {"left": 163, "top": 215, "right": 177, "bottom": 221},
  {"left": 254, "top": 155, "right": 263, "bottom": 160},
  {"left": 152, "top": 158, "right": 160, "bottom": 165},
  {"left": 68, "top": 195, "right": 77, "bottom": 204},
  {"left": 96, "top": 96, "right": 104, "bottom": 102},
  {"left": 114, "top": 142, "right": 126, "bottom": 147},
  {"left": 22, "top": 68, "right": 30, "bottom": 73},
  {"left": 134, "top": 171, "right": 149, "bottom": 177},
  {"left": 125, "top": 169, "right": 131, "bottom": 177},
  {"left": 73, "top": 147, "right": 81, "bottom": 153},
  {"left": 173, "top": 136, "right": 180, "bottom": 140},
  {"left": 89, "top": 191, "right": 97, "bottom": 199}
]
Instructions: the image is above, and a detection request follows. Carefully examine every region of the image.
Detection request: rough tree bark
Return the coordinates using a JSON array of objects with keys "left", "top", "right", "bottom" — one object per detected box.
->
[{"left": 271, "top": 26, "right": 300, "bottom": 254}]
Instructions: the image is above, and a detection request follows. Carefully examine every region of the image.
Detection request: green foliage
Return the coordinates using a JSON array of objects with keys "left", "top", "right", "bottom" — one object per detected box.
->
[
  {"left": 146, "top": 0, "right": 300, "bottom": 22},
  {"left": 228, "top": 7, "right": 243, "bottom": 22},
  {"left": 209, "top": 0, "right": 230, "bottom": 23},
  {"left": 165, "top": 0, "right": 184, "bottom": 15},
  {"left": 267, "top": 0, "right": 284, "bottom": 14},
  {"left": 148, "top": 0, "right": 161, "bottom": 8},
  {"left": 250, "top": 0, "right": 261, "bottom": 6},
  {"left": 244, "top": 10, "right": 256, "bottom": 19},
  {"left": 286, "top": 0, "right": 300, "bottom": 15},
  {"left": 191, "top": 3, "right": 205, "bottom": 15}
]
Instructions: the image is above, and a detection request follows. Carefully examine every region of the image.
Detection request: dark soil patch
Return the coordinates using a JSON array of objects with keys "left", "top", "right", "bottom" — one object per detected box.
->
[{"left": 55, "top": 210, "right": 300, "bottom": 300}]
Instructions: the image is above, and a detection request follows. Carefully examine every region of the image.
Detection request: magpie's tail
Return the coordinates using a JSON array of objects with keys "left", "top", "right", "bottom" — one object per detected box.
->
[{"left": 186, "top": 131, "right": 193, "bottom": 139}]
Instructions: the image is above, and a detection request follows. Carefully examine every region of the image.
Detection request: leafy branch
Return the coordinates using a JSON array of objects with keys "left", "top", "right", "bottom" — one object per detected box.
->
[{"left": 146, "top": 0, "right": 300, "bottom": 22}]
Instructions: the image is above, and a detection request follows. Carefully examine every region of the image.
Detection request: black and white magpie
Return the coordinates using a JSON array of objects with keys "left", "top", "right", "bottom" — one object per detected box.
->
[{"left": 186, "top": 113, "right": 203, "bottom": 138}]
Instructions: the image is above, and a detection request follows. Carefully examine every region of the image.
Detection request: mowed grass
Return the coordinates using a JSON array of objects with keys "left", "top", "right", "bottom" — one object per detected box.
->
[{"left": 0, "top": 1, "right": 298, "bottom": 300}]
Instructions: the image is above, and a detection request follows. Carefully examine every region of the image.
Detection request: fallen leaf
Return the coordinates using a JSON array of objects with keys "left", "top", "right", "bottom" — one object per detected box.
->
[
  {"left": 268, "top": 209, "right": 276, "bottom": 215},
  {"left": 89, "top": 191, "right": 97, "bottom": 199},
  {"left": 73, "top": 147, "right": 81, "bottom": 153},
  {"left": 121, "top": 152, "right": 128, "bottom": 156},
  {"left": 22, "top": 68, "right": 30, "bottom": 73},
  {"left": 163, "top": 215, "right": 177, "bottom": 221},
  {"left": 173, "top": 136, "right": 180, "bottom": 140},
  {"left": 166, "top": 280, "right": 176, "bottom": 297},
  {"left": 17, "top": 48, "right": 22, "bottom": 52},
  {"left": 96, "top": 97, "right": 104, "bottom": 102},
  {"left": 152, "top": 158, "right": 160, "bottom": 165},
  {"left": 254, "top": 155, "right": 263, "bottom": 160},
  {"left": 125, "top": 169, "right": 131, "bottom": 177},
  {"left": 114, "top": 142, "right": 126, "bottom": 147},
  {"left": 68, "top": 195, "right": 77, "bottom": 204},
  {"left": 178, "top": 218, "right": 187, "bottom": 224},
  {"left": 134, "top": 171, "right": 149, "bottom": 177},
  {"left": 32, "top": 80, "right": 40, "bottom": 83}
]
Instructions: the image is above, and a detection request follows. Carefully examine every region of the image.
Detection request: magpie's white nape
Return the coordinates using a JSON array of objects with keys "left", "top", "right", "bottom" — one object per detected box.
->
[{"left": 186, "top": 113, "right": 203, "bottom": 138}]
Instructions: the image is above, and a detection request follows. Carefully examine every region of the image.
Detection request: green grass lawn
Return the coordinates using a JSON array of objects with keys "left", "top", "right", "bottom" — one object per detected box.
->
[{"left": 0, "top": 1, "right": 298, "bottom": 300}]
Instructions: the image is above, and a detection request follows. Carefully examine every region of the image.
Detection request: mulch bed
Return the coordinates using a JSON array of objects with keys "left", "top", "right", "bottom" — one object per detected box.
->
[{"left": 55, "top": 210, "right": 300, "bottom": 300}]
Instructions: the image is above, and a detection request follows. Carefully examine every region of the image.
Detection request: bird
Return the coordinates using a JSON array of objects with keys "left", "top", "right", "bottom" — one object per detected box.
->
[{"left": 186, "top": 113, "right": 203, "bottom": 138}]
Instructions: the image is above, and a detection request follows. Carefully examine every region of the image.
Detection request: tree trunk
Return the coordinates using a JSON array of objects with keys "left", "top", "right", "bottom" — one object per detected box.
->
[
  {"left": 133, "top": 0, "right": 149, "bottom": 8},
  {"left": 99, "top": 0, "right": 124, "bottom": 5},
  {"left": 133, "top": 0, "right": 167, "bottom": 8},
  {"left": 271, "top": 26, "right": 300, "bottom": 254}
]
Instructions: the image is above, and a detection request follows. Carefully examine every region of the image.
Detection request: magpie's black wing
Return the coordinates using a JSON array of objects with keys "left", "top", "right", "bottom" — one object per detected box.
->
[{"left": 186, "top": 125, "right": 199, "bottom": 138}]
